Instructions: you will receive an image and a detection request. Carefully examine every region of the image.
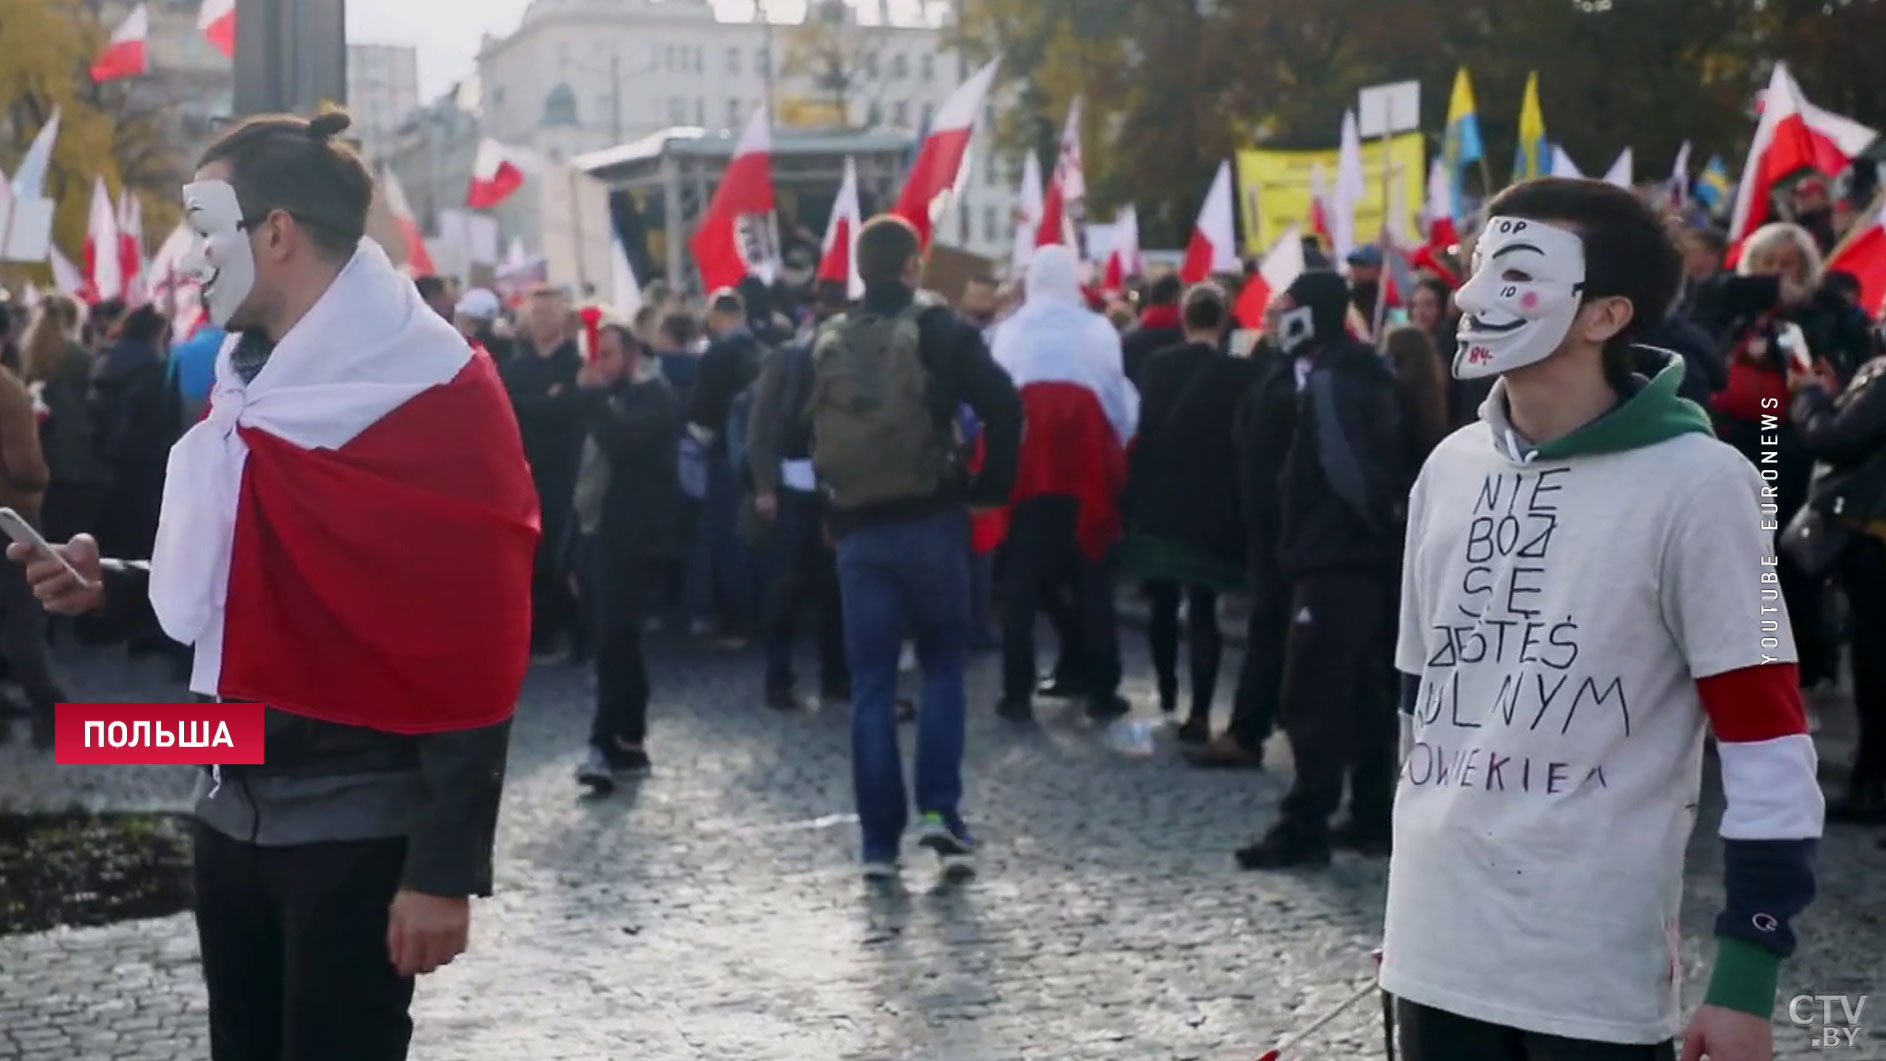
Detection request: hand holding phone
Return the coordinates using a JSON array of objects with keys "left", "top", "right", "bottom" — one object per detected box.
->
[{"left": 0, "top": 513, "right": 101, "bottom": 616}]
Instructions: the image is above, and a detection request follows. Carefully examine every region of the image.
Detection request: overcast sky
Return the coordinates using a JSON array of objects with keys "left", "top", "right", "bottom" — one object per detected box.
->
[{"left": 346, "top": 0, "right": 939, "bottom": 102}]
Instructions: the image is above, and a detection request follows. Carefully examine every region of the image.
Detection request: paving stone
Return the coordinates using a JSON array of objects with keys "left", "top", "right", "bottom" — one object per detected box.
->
[{"left": 1, "top": 638, "right": 1882, "bottom": 1059}]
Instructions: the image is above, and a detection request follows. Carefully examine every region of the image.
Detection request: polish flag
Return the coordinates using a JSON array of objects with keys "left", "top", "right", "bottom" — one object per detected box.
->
[
  {"left": 198, "top": 0, "right": 235, "bottom": 59},
  {"left": 118, "top": 192, "right": 147, "bottom": 306},
  {"left": 150, "top": 240, "right": 539, "bottom": 733},
  {"left": 1730, "top": 62, "right": 1877, "bottom": 252},
  {"left": 83, "top": 178, "right": 123, "bottom": 303},
  {"left": 1333, "top": 110, "right": 1365, "bottom": 261},
  {"left": 10, "top": 109, "right": 60, "bottom": 200},
  {"left": 381, "top": 172, "right": 437, "bottom": 276},
  {"left": 1010, "top": 151, "right": 1044, "bottom": 276},
  {"left": 467, "top": 139, "right": 535, "bottom": 210},
  {"left": 1101, "top": 204, "right": 1139, "bottom": 292},
  {"left": 1180, "top": 160, "right": 1236, "bottom": 284},
  {"left": 1035, "top": 97, "right": 1084, "bottom": 249},
  {"left": 690, "top": 108, "right": 776, "bottom": 293},
  {"left": 91, "top": 4, "right": 150, "bottom": 83},
  {"left": 1424, "top": 157, "right": 1459, "bottom": 251},
  {"left": 1233, "top": 226, "right": 1306, "bottom": 330},
  {"left": 1827, "top": 198, "right": 1886, "bottom": 319},
  {"left": 49, "top": 246, "right": 84, "bottom": 296},
  {"left": 1307, "top": 164, "right": 1335, "bottom": 251},
  {"left": 1602, "top": 148, "right": 1633, "bottom": 189},
  {"left": 817, "top": 156, "right": 864, "bottom": 299},
  {"left": 894, "top": 59, "right": 1000, "bottom": 250}
]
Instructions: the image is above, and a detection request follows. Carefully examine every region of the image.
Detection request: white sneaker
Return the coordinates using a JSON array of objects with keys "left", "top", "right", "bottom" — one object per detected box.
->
[{"left": 861, "top": 858, "right": 900, "bottom": 881}]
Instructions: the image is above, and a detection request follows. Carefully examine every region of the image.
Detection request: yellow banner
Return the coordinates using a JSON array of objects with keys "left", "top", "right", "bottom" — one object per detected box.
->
[
  {"left": 1236, "top": 133, "right": 1427, "bottom": 256},
  {"left": 778, "top": 96, "right": 847, "bottom": 129}
]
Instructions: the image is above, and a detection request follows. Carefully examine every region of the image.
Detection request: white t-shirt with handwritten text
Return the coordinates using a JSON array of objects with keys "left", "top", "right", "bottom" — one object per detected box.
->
[{"left": 1382, "top": 426, "right": 1793, "bottom": 1045}]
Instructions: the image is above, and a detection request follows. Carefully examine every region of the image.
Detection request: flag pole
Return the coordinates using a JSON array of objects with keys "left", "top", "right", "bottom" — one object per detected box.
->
[{"left": 1371, "top": 130, "right": 1393, "bottom": 345}]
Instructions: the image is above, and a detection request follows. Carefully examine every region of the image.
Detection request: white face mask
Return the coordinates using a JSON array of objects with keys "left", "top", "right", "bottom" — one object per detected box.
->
[
  {"left": 1276, "top": 305, "right": 1315, "bottom": 355},
  {"left": 180, "top": 179, "right": 257, "bottom": 329},
  {"left": 1452, "top": 216, "right": 1586, "bottom": 379}
]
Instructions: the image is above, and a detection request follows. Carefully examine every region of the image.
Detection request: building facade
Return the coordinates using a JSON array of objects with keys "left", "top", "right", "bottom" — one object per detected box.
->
[
  {"left": 347, "top": 43, "right": 422, "bottom": 164},
  {"left": 473, "top": 0, "right": 1016, "bottom": 262}
]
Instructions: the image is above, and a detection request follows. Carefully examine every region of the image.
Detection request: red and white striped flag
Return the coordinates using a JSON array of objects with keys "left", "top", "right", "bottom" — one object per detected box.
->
[
  {"left": 467, "top": 139, "right": 537, "bottom": 210},
  {"left": 817, "top": 156, "right": 863, "bottom": 299},
  {"left": 1730, "top": 62, "right": 1877, "bottom": 255},
  {"left": 894, "top": 60, "right": 1000, "bottom": 250},
  {"left": 91, "top": 4, "right": 150, "bottom": 83},
  {"left": 1035, "top": 97, "right": 1084, "bottom": 250},
  {"left": 690, "top": 109, "right": 776, "bottom": 292},
  {"left": 1180, "top": 161, "right": 1236, "bottom": 284},
  {"left": 1233, "top": 226, "right": 1306, "bottom": 330},
  {"left": 84, "top": 178, "right": 123, "bottom": 303},
  {"left": 198, "top": 0, "right": 235, "bottom": 59},
  {"left": 380, "top": 172, "right": 437, "bottom": 276},
  {"left": 1827, "top": 198, "right": 1886, "bottom": 320}
]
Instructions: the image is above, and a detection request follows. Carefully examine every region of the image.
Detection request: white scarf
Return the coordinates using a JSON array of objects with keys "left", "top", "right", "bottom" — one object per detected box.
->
[{"left": 149, "top": 240, "right": 472, "bottom": 693}]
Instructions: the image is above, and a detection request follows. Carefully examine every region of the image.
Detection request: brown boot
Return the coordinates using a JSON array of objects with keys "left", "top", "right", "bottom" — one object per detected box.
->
[{"left": 1183, "top": 731, "right": 1265, "bottom": 770}]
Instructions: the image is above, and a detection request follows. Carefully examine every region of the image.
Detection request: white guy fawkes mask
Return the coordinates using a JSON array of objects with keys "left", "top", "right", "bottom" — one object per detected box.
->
[
  {"left": 1452, "top": 216, "right": 1587, "bottom": 379},
  {"left": 1276, "top": 305, "right": 1316, "bottom": 355},
  {"left": 180, "top": 179, "right": 256, "bottom": 328}
]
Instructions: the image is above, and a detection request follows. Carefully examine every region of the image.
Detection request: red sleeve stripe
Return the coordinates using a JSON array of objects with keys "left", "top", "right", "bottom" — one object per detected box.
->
[{"left": 1697, "top": 663, "right": 1808, "bottom": 743}]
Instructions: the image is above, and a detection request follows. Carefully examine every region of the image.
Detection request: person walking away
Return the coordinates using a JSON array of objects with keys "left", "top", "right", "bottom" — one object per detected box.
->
[
  {"left": 748, "top": 278, "right": 849, "bottom": 711},
  {"left": 19, "top": 294, "right": 111, "bottom": 544},
  {"left": 1387, "top": 178, "right": 1819, "bottom": 1059},
  {"left": 15, "top": 110, "right": 540, "bottom": 1061},
  {"left": 572, "top": 322, "right": 682, "bottom": 793},
  {"left": 1235, "top": 269, "right": 1414, "bottom": 869},
  {"left": 1122, "top": 282, "right": 1253, "bottom": 743},
  {"left": 989, "top": 244, "right": 1140, "bottom": 724},
  {"left": 1121, "top": 272, "right": 1185, "bottom": 387},
  {"left": 89, "top": 305, "right": 181, "bottom": 562},
  {"left": 0, "top": 350, "right": 64, "bottom": 749},
  {"left": 502, "top": 284, "right": 585, "bottom": 660},
  {"left": 690, "top": 289, "right": 764, "bottom": 642},
  {"left": 1789, "top": 347, "right": 1886, "bottom": 824},
  {"left": 811, "top": 215, "right": 1021, "bottom": 880}
]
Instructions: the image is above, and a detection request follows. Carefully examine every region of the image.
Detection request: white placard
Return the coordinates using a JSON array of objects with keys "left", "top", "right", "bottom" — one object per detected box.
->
[
  {"left": 1357, "top": 81, "right": 1421, "bottom": 139},
  {"left": 0, "top": 196, "right": 55, "bottom": 263}
]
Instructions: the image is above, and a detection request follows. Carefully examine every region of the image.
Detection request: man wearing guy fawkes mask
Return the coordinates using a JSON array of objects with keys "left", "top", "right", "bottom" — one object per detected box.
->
[
  {"left": 9, "top": 111, "right": 538, "bottom": 1060},
  {"left": 1232, "top": 269, "right": 1416, "bottom": 869},
  {"left": 1381, "top": 179, "right": 1820, "bottom": 1061}
]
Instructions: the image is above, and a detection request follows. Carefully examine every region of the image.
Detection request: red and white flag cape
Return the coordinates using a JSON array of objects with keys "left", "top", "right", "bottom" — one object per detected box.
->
[
  {"left": 381, "top": 172, "right": 437, "bottom": 276},
  {"left": 1233, "top": 226, "right": 1306, "bottom": 330},
  {"left": 895, "top": 59, "right": 1000, "bottom": 250},
  {"left": 150, "top": 240, "right": 540, "bottom": 733},
  {"left": 987, "top": 246, "right": 1140, "bottom": 560},
  {"left": 198, "top": 0, "right": 235, "bottom": 59},
  {"left": 83, "top": 178, "right": 123, "bottom": 303},
  {"left": 1729, "top": 62, "right": 1878, "bottom": 253},
  {"left": 817, "top": 155, "right": 864, "bottom": 299},
  {"left": 1828, "top": 198, "right": 1886, "bottom": 320},
  {"left": 1102, "top": 204, "right": 1139, "bottom": 292},
  {"left": 1181, "top": 160, "right": 1237, "bottom": 283},
  {"left": 91, "top": 3, "right": 150, "bottom": 83},
  {"left": 691, "top": 108, "right": 777, "bottom": 293},
  {"left": 1035, "top": 97, "right": 1084, "bottom": 249},
  {"left": 467, "top": 138, "right": 536, "bottom": 210}
]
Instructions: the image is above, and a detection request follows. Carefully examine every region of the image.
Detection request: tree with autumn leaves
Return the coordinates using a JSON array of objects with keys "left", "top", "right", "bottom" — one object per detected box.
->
[
  {"left": 962, "top": 0, "right": 1886, "bottom": 246},
  {"left": 0, "top": 0, "right": 183, "bottom": 284}
]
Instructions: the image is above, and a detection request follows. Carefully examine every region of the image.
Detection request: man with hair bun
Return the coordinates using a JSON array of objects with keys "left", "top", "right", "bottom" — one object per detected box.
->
[{"left": 11, "top": 109, "right": 541, "bottom": 1060}]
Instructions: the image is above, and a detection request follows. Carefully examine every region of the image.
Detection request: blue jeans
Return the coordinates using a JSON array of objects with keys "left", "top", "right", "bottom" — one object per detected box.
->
[
  {"left": 835, "top": 509, "right": 971, "bottom": 861},
  {"left": 704, "top": 459, "right": 760, "bottom": 635}
]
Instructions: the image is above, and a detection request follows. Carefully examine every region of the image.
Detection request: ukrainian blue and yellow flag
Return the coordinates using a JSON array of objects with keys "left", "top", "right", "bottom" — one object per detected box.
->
[
  {"left": 1442, "top": 68, "right": 1484, "bottom": 215},
  {"left": 1512, "top": 72, "right": 1549, "bottom": 182},
  {"left": 1694, "top": 155, "right": 1732, "bottom": 211}
]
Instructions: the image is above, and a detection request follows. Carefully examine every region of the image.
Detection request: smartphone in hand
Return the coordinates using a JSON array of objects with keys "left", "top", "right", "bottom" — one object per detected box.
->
[{"left": 0, "top": 507, "right": 93, "bottom": 590}]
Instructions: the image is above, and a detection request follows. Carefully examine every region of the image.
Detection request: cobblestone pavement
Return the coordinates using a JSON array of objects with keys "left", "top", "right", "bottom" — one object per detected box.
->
[{"left": 2, "top": 637, "right": 1883, "bottom": 1061}]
